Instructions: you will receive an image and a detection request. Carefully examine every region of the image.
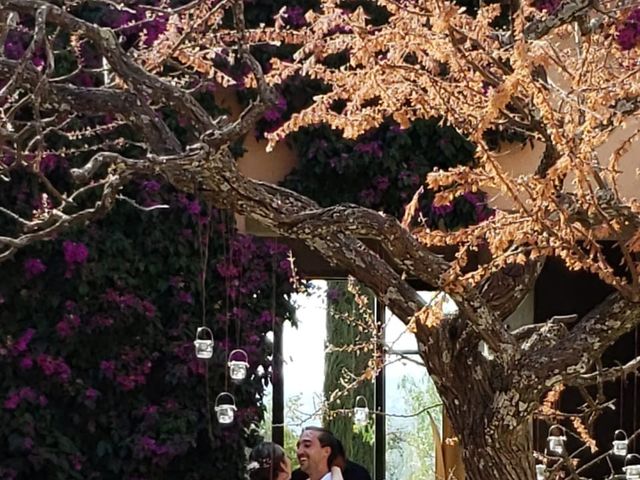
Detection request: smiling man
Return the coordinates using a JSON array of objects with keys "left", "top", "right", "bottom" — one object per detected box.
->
[
  {"left": 296, "top": 427, "right": 338, "bottom": 480},
  {"left": 292, "top": 430, "right": 371, "bottom": 480}
]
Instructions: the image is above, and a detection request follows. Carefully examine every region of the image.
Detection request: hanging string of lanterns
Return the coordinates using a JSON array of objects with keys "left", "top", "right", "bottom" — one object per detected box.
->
[
  {"left": 192, "top": 331, "right": 251, "bottom": 425},
  {"left": 539, "top": 424, "right": 639, "bottom": 479},
  {"left": 193, "top": 330, "right": 251, "bottom": 425},
  {"left": 192, "top": 210, "right": 248, "bottom": 427}
]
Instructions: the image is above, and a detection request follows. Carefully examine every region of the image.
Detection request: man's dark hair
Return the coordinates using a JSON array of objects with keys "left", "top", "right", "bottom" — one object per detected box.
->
[
  {"left": 302, "top": 426, "right": 340, "bottom": 467},
  {"left": 334, "top": 438, "right": 346, "bottom": 460}
]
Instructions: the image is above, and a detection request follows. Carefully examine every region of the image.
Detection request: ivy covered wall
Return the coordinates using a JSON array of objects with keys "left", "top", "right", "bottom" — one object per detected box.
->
[{"left": 0, "top": 182, "right": 295, "bottom": 480}]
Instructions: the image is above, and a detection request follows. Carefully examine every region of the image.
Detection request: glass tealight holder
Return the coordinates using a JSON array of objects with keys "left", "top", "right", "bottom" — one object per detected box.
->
[
  {"left": 215, "top": 392, "right": 237, "bottom": 425},
  {"left": 228, "top": 349, "right": 249, "bottom": 383},
  {"left": 353, "top": 395, "right": 369, "bottom": 426},
  {"left": 193, "top": 326, "right": 214, "bottom": 359},
  {"left": 547, "top": 424, "right": 566, "bottom": 455},
  {"left": 625, "top": 454, "right": 640, "bottom": 480},
  {"left": 613, "top": 429, "right": 628, "bottom": 457}
]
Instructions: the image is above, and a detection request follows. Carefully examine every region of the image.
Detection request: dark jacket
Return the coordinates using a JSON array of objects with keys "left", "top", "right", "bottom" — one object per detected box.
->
[{"left": 291, "top": 460, "right": 372, "bottom": 480}]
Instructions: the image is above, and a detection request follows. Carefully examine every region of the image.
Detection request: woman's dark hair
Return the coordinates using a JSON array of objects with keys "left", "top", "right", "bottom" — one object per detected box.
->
[{"left": 248, "top": 442, "right": 287, "bottom": 480}]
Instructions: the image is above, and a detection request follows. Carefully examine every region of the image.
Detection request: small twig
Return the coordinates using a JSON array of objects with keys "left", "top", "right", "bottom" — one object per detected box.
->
[
  {"left": 573, "top": 356, "right": 640, "bottom": 387},
  {"left": 116, "top": 195, "right": 169, "bottom": 211}
]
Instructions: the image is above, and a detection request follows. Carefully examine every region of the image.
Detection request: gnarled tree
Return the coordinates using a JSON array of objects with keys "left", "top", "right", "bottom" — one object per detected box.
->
[{"left": 2, "top": 0, "right": 640, "bottom": 478}]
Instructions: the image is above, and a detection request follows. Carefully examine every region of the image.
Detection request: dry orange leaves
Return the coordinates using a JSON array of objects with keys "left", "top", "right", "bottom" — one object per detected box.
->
[{"left": 143, "top": 0, "right": 640, "bottom": 299}]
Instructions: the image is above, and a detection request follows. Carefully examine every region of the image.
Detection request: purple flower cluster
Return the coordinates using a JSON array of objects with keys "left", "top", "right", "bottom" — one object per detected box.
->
[
  {"left": 430, "top": 191, "right": 493, "bottom": 222},
  {"left": 4, "top": 387, "right": 47, "bottom": 410},
  {"left": 282, "top": 6, "right": 307, "bottom": 28},
  {"left": 141, "top": 180, "right": 161, "bottom": 193},
  {"left": 175, "top": 193, "right": 202, "bottom": 218},
  {"left": 135, "top": 435, "right": 189, "bottom": 466},
  {"left": 100, "top": 360, "right": 116, "bottom": 379},
  {"left": 258, "top": 94, "right": 288, "bottom": 136},
  {"left": 463, "top": 191, "right": 494, "bottom": 223},
  {"left": 354, "top": 140, "right": 383, "bottom": 158},
  {"left": 264, "top": 95, "right": 288, "bottom": 123},
  {"left": 617, "top": 8, "right": 640, "bottom": 50},
  {"left": 40, "top": 153, "right": 63, "bottom": 173},
  {"left": 100, "top": 358, "right": 152, "bottom": 392},
  {"left": 56, "top": 313, "right": 81, "bottom": 339},
  {"left": 63, "top": 241, "right": 89, "bottom": 265},
  {"left": 102, "top": 289, "right": 156, "bottom": 318},
  {"left": 534, "top": 0, "right": 561, "bottom": 13},
  {"left": 0, "top": 467, "right": 17, "bottom": 480},
  {"left": 136, "top": 179, "right": 164, "bottom": 208},
  {"left": 173, "top": 342, "right": 206, "bottom": 376},
  {"left": 3, "top": 31, "right": 26, "bottom": 60},
  {"left": 10, "top": 328, "right": 35, "bottom": 356},
  {"left": 84, "top": 387, "right": 100, "bottom": 404},
  {"left": 431, "top": 201, "right": 455, "bottom": 216},
  {"left": 101, "top": 348, "right": 153, "bottom": 391},
  {"left": 62, "top": 240, "right": 89, "bottom": 277},
  {"left": 105, "top": 8, "right": 168, "bottom": 47},
  {"left": 36, "top": 354, "right": 72, "bottom": 383}
]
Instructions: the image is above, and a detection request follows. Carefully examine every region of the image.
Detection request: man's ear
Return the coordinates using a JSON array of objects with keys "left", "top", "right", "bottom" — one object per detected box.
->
[{"left": 321, "top": 446, "right": 331, "bottom": 459}]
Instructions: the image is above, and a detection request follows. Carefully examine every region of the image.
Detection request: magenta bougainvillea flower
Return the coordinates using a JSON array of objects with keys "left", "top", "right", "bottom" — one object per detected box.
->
[
  {"left": 23, "top": 258, "right": 46, "bottom": 279},
  {"left": 617, "top": 9, "right": 640, "bottom": 50},
  {"left": 63, "top": 241, "right": 89, "bottom": 265}
]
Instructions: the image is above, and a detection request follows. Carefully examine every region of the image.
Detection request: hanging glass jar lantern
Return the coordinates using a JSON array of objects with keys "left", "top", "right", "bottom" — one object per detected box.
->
[
  {"left": 215, "top": 392, "right": 237, "bottom": 425},
  {"left": 535, "top": 463, "right": 545, "bottom": 480},
  {"left": 547, "top": 424, "right": 566, "bottom": 455},
  {"left": 353, "top": 396, "right": 369, "bottom": 426},
  {"left": 625, "top": 453, "right": 640, "bottom": 480},
  {"left": 193, "top": 326, "right": 214, "bottom": 359},
  {"left": 228, "top": 349, "right": 249, "bottom": 383},
  {"left": 613, "top": 430, "right": 628, "bottom": 457}
]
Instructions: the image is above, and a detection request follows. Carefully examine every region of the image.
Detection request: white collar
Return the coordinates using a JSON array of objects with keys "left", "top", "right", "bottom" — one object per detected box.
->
[{"left": 319, "top": 473, "right": 332, "bottom": 480}]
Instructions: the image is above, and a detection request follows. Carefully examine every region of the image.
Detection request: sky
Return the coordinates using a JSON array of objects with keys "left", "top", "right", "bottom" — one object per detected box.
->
[{"left": 282, "top": 282, "right": 329, "bottom": 429}]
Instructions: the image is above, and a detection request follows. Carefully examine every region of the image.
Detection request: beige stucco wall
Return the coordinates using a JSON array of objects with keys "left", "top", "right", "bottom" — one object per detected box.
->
[
  {"left": 489, "top": 31, "right": 640, "bottom": 210},
  {"left": 489, "top": 117, "right": 640, "bottom": 210},
  {"left": 215, "top": 89, "right": 297, "bottom": 183},
  {"left": 215, "top": 89, "right": 297, "bottom": 234}
]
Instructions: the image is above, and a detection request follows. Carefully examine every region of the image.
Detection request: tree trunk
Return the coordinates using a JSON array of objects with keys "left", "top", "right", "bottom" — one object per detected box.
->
[
  {"left": 426, "top": 343, "right": 536, "bottom": 480},
  {"left": 461, "top": 427, "right": 535, "bottom": 480}
]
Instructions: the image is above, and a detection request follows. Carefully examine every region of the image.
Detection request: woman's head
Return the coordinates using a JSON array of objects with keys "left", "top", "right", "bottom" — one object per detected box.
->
[{"left": 248, "top": 442, "right": 291, "bottom": 480}]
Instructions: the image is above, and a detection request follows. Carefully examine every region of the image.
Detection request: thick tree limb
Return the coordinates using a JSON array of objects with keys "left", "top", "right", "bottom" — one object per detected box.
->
[
  {"left": 519, "top": 293, "right": 640, "bottom": 399},
  {"left": 524, "top": 0, "right": 593, "bottom": 41},
  {"left": 169, "top": 147, "right": 518, "bottom": 358}
]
